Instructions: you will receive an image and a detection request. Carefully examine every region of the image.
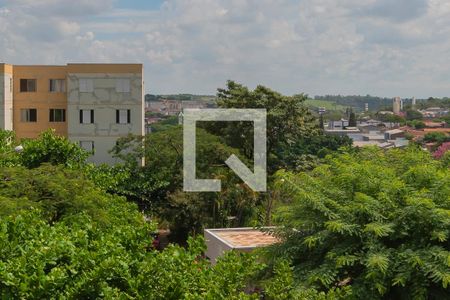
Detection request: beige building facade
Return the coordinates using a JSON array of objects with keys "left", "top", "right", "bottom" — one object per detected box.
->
[{"left": 0, "top": 63, "right": 144, "bottom": 165}]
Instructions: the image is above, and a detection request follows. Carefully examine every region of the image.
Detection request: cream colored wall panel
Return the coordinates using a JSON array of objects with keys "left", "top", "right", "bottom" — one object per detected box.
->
[{"left": 0, "top": 73, "right": 13, "bottom": 130}]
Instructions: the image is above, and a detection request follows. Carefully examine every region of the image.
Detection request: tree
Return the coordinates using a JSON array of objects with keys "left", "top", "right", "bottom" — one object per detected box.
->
[
  {"left": 424, "top": 132, "right": 450, "bottom": 145},
  {"left": 407, "top": 120, "right": 426, "bottom": 129},
  {"left": 268, "top": 147, "right": 450, "bottom": 299},
  {"left": 205, "top": 80, "right": 318, "bottom": 174},
  {"left": 0, "top": 165, "right": 266, "bottom": 299},
  {"left": 110, "top": 127, "right": 260, "bottom": 241},
  {"left": 348, "top": 110, "right": 357, "bottom": 127},
  {"left": 405, "top": 109, "right": 423, "bottom": 121},
  {"left": 19, "top": 129, "right": 89, "bottom": 169},
  {"left": 319, "top": 114, "right": 325, "bottom": 130}
]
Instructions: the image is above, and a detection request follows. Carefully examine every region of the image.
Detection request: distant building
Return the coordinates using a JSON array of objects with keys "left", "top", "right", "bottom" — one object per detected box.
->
[
  {"left": 146, "top": 99, "right": 206, "bottom": 115},
  {"left": 0, "top": 63, "right": 144, "bottom": 165},
  {"left": 385, "top": 129, "right": 405, "bottom": 140},
  {"left": 327, "top": 119, "right": 349, "bottom": 129},
  {"left": 362, "top": 133, "right": 385, "bottom": 141},
  {"left": 393, "top": 97, "right": 401, "bottom": 114},
  {"left": 419, "top": 107, "right": 449, "bottom": 118}
]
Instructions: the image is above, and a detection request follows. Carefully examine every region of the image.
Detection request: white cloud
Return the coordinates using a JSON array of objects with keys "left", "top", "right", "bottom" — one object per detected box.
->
[{"left": 0, "top": 0, "right": 450, "bottom": 97}]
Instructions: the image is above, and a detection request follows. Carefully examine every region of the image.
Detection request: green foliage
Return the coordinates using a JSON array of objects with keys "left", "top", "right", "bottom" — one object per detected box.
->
[
  {"left": 377, "top": 113, "right": 405, "bottom": 123},
  {"left": 319, "top": 114, "right": 324, "bottom": 130},
  {"left": 405, "top": 109, "right": 423, "bottom": 121},
  {"left": 0, "top": 130, "right": 20, "bottom": 167},
  {"left": 19, "top": 129, "right": 89, "bottom": 168},
  {"left": 0, "top": 165, "right": 267, "bottom": 299},
  {"left": 304, "top": 99, "right": 347, "bottom": 111},
  {"left": 313, "top": 95, "right": 392, "bottom": 112},
  {"left": 109, "top": 127, "right": 261, "bottom": 240},
  {"left": 0, "top": 164, "right": 130, "bottom": 224},
  {"left": 270, "top": 147, "right": 450, "bottom": 299},
  {"left": 206, "top": 80, "right": 318, "bottom": 174},
  {"left": 416, "top": 97, "right": 450, "bottom": 110},
  {"left": 277, "top": 135, "right": 352, "bottom": 171},
  {"left": 348, "top": 110, "right": 357, "bottom": 127},
  {"left": 424, "top": 132, "right": 450, "bottom": 145},
  {"left": 407, "top": 120, "right": 426, "bottom": 129},
  {"left": 149, "top": 116, "right": 180, "bottom": 132}
]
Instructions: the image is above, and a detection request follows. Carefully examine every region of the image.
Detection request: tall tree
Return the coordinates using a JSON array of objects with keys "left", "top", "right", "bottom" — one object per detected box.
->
[
  {"left": 348, "top": 109, "right": 357, "bottom": 127},
  {"left": 205, "top": 80, "right": 318, "bottom": 174},
  {"left": 319, "top": 114, "right": 325, "bottom": 130}
]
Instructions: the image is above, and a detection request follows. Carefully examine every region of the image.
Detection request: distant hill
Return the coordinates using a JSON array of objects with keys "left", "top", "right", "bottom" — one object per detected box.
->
[
  {"left": 145, "top": 94, "right": 216, "bottom": 102},
  {"left": 313, "top": 95, "right": 393, "bottom": 111},
  {"left": 304, "top": 99, "right": 347, "bottom": 111}
]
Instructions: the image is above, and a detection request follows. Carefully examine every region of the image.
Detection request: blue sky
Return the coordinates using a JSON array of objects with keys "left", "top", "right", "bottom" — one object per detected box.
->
[
  {"left": 116, "top": 0, "right": 164, "bottom": 10},
  {"left": 0, "top": 0, "right": 450, "bottom": 98}
]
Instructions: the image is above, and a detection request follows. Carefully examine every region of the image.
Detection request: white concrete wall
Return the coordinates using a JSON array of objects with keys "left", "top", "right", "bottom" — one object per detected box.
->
[
  {"left": 67, "top": 73, "right": 144, "bottom": 165},
  {"left": 0, "top": 74, "right": 13, "bottom": 131},
  {"left": 204, "top": 230, "right": 233, "bottom": 265}
]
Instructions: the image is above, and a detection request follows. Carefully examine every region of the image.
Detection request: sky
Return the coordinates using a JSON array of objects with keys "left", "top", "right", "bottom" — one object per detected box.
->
[{"left": 0, "top": 0, "right": 449, "bottom": 98}]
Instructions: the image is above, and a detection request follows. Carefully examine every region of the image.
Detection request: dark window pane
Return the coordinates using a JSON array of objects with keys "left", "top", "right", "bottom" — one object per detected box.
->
[
  {"left": 29, "top": 109, "right": 37, "bottom": 122},
  {"left": 20, "top": 79, "right": 36, "bottom": 92},
  {"left": 20, "top": 79, "right": 27, "bottom": 92}
]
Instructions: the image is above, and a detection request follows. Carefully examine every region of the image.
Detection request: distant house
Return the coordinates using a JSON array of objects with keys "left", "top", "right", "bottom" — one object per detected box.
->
[
  {"left": 325, "top": 128, "right": 361, "bottom": 137},
  {"left": 146, "top": 99, "right": 207, "bottom": 115},
  {"left": 424, "top": 121, "right": 446, "bottom": 128},
  {"left": 358, "top": 124, "right": 385, "bottom": 133},
  {"left": 204, "top": 228, "right": 278, "bottom": 264},
  {"left": 385, "top": 129, "right": 405, "bottom": 140},
  {"left": 327, "top": 119, "right": 349, "bottom": 129},
  {"left": 419, "top": 107, "right": 449, "bottom": 118},
  {"left": 362, "top": 133, "right": 385, "bottom": 141}
]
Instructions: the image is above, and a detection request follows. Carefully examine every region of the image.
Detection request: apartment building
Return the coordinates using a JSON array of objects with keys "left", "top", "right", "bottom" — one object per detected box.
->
[{"left": 0, "top": 63, "right": 144, "bottom": 165}]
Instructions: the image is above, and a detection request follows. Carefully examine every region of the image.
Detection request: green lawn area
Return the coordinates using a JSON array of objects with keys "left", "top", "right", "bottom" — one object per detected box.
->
[{"left": 305, "top": 99, "right": 346, "bottom": 111}]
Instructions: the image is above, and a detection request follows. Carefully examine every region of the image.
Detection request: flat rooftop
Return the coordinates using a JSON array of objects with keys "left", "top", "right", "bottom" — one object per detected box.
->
[{"left": 205, "top": 228, "right": 279, "bottom": 248}]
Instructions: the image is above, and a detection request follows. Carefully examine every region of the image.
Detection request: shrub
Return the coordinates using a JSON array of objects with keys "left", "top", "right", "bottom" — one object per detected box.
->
[
  {"left": 270, "top": 147, "right": 450, "bottom": 299},
  {"left": 0, "top": 165, "right": 265, "bottom": 299}
]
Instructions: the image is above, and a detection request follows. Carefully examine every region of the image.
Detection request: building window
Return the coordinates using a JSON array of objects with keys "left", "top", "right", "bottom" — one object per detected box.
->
[
  {"left": 115, "top": 79, "right": 130, "bottom": 93},
  {"left": 80, "top": 141, "right": 94, "bottom": 152},
  {"left": 49, "top": 109, "right": 66, "bottom": 122},
  {"left": 49, "top": 79, "right": 66, "bottom": 92},
  {"left": 116, "top": 109, "right": 131, "bottom": 124},
  {"left": 20, "top": 79, "right": 36, "bottom": 92},
  {"left": 79, "top": 109, "right": 94, "bottom": 124},
  {"left": 79, "top": 79, "right": 94, "bottom": 92},
  {"left": 20, "top": 109, "right": 37, "bottom": 122}
]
